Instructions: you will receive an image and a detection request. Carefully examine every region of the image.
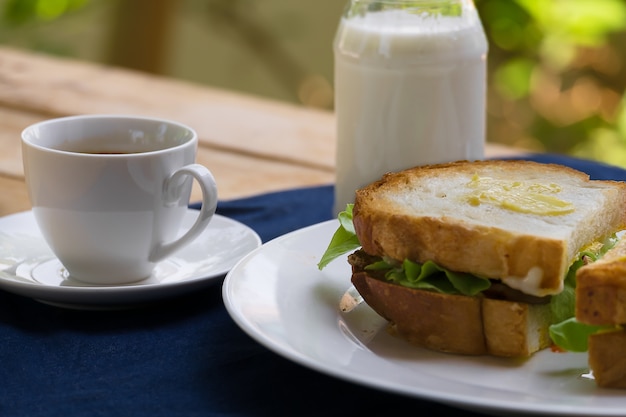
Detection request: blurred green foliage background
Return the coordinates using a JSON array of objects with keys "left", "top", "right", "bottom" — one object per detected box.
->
[
  {"left": 477, "top": 0, "right": 626, "bottom": 166},
  {"left": 2, "top": 0, "right": 626, "bottom": 167}
]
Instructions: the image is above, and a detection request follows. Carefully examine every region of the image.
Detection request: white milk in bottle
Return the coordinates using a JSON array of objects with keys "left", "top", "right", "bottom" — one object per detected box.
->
[{"left": 333, "top": 0, "right": 488, "bottom": 215}]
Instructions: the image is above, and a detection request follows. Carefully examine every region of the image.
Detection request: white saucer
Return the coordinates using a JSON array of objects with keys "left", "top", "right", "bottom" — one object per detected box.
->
[{"left": 0, "top": 210, "right": 261, "bottom": 309}]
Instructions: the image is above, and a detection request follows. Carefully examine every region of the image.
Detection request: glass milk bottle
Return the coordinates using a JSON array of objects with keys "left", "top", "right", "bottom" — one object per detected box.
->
[{"left": 333, "top": 0, "right": 488, "bottom": 215}]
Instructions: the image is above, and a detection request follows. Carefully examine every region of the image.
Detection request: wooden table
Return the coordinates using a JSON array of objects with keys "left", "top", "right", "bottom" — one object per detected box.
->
[{"left": 0, "top": 46, "right": 524, "bottom": 217}]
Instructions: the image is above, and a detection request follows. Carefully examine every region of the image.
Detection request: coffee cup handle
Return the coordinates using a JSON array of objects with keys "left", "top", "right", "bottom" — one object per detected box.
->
[{"left": 149, "top": 164, "right": 218, "bottom": 262}]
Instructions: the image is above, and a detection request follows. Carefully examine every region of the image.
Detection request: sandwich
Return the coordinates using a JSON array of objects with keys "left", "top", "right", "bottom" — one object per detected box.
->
[
  {"left": 318, "top": 160, "right": 626, "bottom": 358},
  {"left": 550, "top": 236, "right": 626, "bottom": 388}
]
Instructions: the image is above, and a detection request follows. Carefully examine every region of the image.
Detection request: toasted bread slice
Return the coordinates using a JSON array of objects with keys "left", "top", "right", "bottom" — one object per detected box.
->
[
  {"left": 588, "top": 330, "right": 626, "bottom": 389},
  {"left": 353, "top": 160, "right": 626, "bottom": 297},
  {"left": 351, "top": 271, "right": 552, "bottom": 357},
  {"left": 576, "top": 236, "right": 626, "bottom": 325}
]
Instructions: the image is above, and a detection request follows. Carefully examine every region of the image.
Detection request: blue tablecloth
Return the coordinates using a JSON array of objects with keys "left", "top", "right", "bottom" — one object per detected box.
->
[{"left": 1, "top": 153, "right": 626, "bottom": 417}]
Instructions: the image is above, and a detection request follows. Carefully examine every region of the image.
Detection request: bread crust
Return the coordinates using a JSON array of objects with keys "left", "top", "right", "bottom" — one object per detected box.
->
[
  {"left": 588, "top": 330, "right": 626, "bottom": 389},
  {"left": 353, "top": 160, "right": 626, "bottom": 296},
  {"left": 482, "top": 298, "right": 552, "bottom": 357},
  {"left": 352, "top": 271, "right": 487, "bottom": 355},
  {"left": 576, "top": 237, "right": 626, "bottom": 325}
]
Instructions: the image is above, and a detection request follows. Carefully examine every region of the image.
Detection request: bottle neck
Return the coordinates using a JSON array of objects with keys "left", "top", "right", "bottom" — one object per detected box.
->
[{"left": 344, "top": 0, "right": 473, "bottom": 19}]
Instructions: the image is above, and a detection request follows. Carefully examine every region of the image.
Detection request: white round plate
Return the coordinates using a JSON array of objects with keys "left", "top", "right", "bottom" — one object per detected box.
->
[
  {"left": 223, "top": 219, "right": 626, "bottom": 416},
  {"left": 0, "top": 210, "right": 261, "bottom": 309}
]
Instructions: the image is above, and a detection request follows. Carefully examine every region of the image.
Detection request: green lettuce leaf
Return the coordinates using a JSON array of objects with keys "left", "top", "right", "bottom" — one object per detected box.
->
[
  {"left": 317, "top": 204, "right": 360, "bottom": 270},
  {"left": 550, "top": 262, "right": 578, "bottom": 325},
  {"left": 551, "top": 239, "right": 617, "bottom": 324},
  {"left": 549, "top": 234, "right": 619, "bottom": 351},
  {"left": 549, "top": 317, "right": 612, "bottom": 352},
  {"left": 368, "top": 258, "right": 490, "bottom": 296}
]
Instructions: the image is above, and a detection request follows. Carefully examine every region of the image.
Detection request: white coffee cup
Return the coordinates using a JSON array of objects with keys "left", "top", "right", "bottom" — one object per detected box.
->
[{"left": 21, "top": 114, "right": 219, "bottom": 285}]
